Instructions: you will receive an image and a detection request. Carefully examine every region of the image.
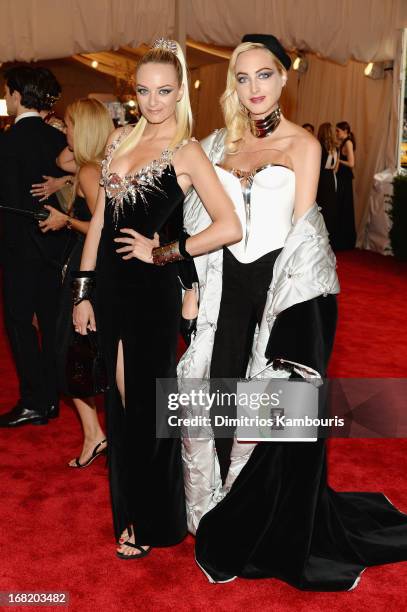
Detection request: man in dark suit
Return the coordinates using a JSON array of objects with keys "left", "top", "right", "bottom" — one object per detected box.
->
[{"left": 0, "top": 65, "right": 69, "bottom": 427}]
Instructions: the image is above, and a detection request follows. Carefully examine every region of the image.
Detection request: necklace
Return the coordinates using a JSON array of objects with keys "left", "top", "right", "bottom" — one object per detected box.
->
[{"left": 249, "top": 106, "right": 282, "bottom": 138}]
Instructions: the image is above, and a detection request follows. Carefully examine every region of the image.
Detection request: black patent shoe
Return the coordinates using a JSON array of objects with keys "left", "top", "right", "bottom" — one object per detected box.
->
[
  {"left": 0, "top": 404, "right": 48, "bottom": 427},
  {"left": 181, "top": 317, "right": 197, "bottom": 346},
  {"left": 47, "top": 403, "right": 60, "bottom": 420}
]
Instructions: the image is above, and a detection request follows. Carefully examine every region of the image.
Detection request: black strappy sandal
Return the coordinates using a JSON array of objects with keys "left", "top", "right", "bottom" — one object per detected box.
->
[
  {"left": 116, "top": 526, "right": 152, "bottom": 560},
  {"left": 69, "top": 439, "right": 107, "bottom": 468}
]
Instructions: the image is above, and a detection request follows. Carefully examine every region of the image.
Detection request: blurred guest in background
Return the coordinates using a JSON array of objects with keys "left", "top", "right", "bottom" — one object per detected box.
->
[
  {"left": 31, "top": 67, "right": 73, "bottom": 210},
  {"left": 0, "top": 65, "right": 68, "bottom": 427},
  {"left": 335, "top": 121, "right": 356, "bottom": 249},
  {"left": 302, "top": 123, "right": 314, "bottom": 134},
  {"left": 38, "top": 98, "right": 114, "bottom": 467},
  {"left": 316, "top": 122, "right": 338, "bottom": 247},
  {"left": 36, "top": 67, "right": 65, "bottom": 132}
]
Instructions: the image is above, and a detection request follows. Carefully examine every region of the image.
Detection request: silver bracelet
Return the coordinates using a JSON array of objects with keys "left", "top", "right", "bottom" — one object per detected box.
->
[{"left": 72, "top": 274, "right": 95, "bottom": 306}]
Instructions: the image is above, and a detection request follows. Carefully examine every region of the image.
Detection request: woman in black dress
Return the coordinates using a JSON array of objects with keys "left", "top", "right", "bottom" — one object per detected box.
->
[
  {"left": 316, "top": 122, "right": 338, "bottom": 247},
  {"left": 72, "top": 40, "right": 241, "bottom": 559},
  {"left": 38, "top": 98, "right": 114, "bottom": 467},
  {"left": 335, "top": 121, "right": 357, "bottom": 249}
]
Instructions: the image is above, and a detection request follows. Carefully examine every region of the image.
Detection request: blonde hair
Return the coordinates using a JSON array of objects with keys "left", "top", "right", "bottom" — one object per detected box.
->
[
  {"left": 66, "top": 98, "right": 114, "bottom": 167},
  {"left": 113, "top": 41, "right": 192, "bottom": 158},
  {"left": 221, "top": 42, "right": 286, "bottom": 153},
  {"left": 317, "top": 122, "right": 336, "bottom": 154}
]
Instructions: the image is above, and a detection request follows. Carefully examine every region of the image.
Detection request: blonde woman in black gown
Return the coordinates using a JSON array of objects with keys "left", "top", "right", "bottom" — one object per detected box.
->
[
  {"left": 39, "top": 99, "right": 114, "bottom": 467},
  {"left": 72, "top": 40, "right": 241, "bottom": 559}
]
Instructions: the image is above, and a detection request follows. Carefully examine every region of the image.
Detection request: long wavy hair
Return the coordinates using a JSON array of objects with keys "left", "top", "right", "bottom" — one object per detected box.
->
[
  {"left": 66, "top": 98, "right": 114, "bottom": 167},
  {"left": 113, "top": 41, "right": 192, "bottom": 158},
  {"left": 336, "top": 121, "right": 356, "bottom": 150},
  {"left": 221, "top": 41, "right": 286, "bottom": 153},
  {"left": 318, "top": 122, "right": 336, "bottom": 154},
  {"left": 65, "top": 98, "right": 114, "bottom": 213}
]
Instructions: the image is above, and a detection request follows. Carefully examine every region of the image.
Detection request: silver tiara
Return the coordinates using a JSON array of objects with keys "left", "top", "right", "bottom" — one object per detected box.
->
[{"left": 152, "top": 38, "right": 178, "bottom": 54}]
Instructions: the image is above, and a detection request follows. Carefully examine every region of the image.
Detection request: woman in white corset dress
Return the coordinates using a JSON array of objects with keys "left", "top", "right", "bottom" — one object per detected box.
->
[
  {"left": 180, "top": 34, "right": 407, "bottom": 591},
  {"left": 178, "top": 33, "right": 338, "bottom": 532}
]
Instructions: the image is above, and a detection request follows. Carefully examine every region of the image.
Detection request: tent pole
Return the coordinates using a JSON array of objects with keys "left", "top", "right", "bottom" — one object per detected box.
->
[{"left": 396, "top": 29, "right": 406, "bottom": 173}]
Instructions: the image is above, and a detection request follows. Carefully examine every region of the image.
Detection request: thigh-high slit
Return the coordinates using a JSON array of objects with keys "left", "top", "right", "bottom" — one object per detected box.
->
[{"left": 96, "top": 240, "right": 187, "bottom": 547}]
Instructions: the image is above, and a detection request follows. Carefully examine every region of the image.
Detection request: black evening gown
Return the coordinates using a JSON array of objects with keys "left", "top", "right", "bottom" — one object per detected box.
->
[
  {"left": 96, "top": 134, "right": 187, "bottom": 546},
  {"left": 56, "top": 194, "right": 92, "bottom": 395},
  {"left": 335, "top": 138, "right": 356, "bottom": 250},
  {"left": 195, "top": 295, "right": 407, "bottom": 590},
  {"left": 316, "top": 148, "right": 337, "bottom": 248}
]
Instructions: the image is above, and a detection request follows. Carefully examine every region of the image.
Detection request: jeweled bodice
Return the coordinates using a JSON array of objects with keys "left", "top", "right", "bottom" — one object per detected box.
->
[
  {"left": 100, "top": 127, "right": 179, "bottom": 228},
  {"left": 101, "top": 149, "right": 175, "bottom": 228},
  {"left": 98, "top": 127, "right": 185, "bottom": 275}
]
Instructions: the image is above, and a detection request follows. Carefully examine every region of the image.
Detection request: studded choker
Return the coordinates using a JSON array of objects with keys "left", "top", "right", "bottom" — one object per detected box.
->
[{"left": 249, "top": 106, "right": 282, "bottom": 138}]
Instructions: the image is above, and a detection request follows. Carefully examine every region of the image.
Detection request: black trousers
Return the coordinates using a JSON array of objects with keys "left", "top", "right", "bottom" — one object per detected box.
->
[
  {"left": 2, "top": 254, "right": 61, "bottom": 414},
  {"left": 210, "top": 247, "right": 281, "bottom": 481}
]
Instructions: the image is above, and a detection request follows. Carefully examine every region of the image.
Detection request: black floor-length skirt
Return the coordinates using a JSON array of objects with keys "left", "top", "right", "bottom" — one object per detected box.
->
[
  {"left": 195, "top": 430, "right": 407, "bottom": 590},
  {"left": 210, "top": 247, "right": 281, "bottom": 481},
  {"left": 56, "top": 235, "right": 83, "bottom": 395},
  {"left": 56, "top": 196, "right": 92, "bottom": 396},
  {"left": 335, "top": 166, "right": 356, "bottom": 250},
  {"left": 96, "top": 233, "right": 187, "bottom": 546},
  {"left": 196, "top": 292, "right": 407, "bottom": 590},
  {"left": 317, "top": 169, "right": 337, "bottom": 248}
]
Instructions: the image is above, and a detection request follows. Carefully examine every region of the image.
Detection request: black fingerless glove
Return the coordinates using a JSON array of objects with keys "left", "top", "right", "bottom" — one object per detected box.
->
[{"left": 181, "top": 317, "right": 197, "bottom": 346}]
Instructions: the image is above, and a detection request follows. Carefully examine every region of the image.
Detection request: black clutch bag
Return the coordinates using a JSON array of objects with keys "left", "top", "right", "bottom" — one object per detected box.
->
[{"left": 65, "top": 331, "right": 109, "bottom": 397}]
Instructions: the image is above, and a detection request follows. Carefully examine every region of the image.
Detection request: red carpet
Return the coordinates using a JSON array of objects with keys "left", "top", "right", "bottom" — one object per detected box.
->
[{"left": 0, "top": 250, "right": 406, "bottom": 611}]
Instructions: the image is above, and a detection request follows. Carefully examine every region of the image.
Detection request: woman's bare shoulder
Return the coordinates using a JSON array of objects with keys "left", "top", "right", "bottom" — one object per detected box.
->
[
  {"left": 173, "top": 138, "right": 206, "bottom": 163},
  {"left": 285, "top": 122, "right": 320, "bottom": 155},
  {"left": 282, "top": 118, "right": 316, "bottom": 142},
  {"left": 176, "top": 137, "right": 201, "bottom": 151},
  {"left": 106, "top": 124, "right": 134, "bottom": 147},
  {"left": 78, "top": 163, "right": 100, "bottom": 182}
]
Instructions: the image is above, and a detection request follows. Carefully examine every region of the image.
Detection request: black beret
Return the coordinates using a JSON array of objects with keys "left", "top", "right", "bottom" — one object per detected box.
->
[{"left": 241, "top": 33, "right": 291, "bottom": 71}]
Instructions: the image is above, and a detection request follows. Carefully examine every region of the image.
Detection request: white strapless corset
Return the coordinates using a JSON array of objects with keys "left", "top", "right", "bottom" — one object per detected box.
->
[{"left": 215, "top": 164, "right": 295, "bottom": 263}]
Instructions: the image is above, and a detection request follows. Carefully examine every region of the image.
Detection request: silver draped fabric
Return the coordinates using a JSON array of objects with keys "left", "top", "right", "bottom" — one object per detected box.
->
[{"left": 178, "top": 129, "right": 340, "bottom": 534}]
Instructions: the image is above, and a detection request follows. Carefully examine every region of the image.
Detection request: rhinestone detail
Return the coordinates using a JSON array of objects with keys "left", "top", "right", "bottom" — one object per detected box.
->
[
  {"left": 100, "top": 129, "right": 173, "bottom": 227},
  {"left": 152, "top": 38, "right": 178, "bottom": 54}
]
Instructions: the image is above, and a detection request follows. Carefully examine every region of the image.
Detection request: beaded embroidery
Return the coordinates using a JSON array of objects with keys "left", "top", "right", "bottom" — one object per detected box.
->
[
  {"left": 100, "top": 127, "right": 174, "bottom": 226},
  {"left": 100, "top": 133, "right": 196, "bottom": 227}
]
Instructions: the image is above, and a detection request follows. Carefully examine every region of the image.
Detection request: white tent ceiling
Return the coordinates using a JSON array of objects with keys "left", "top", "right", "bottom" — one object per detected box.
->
[{"left": 0, "top": 0, "right": 406, "bottom": 65}]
